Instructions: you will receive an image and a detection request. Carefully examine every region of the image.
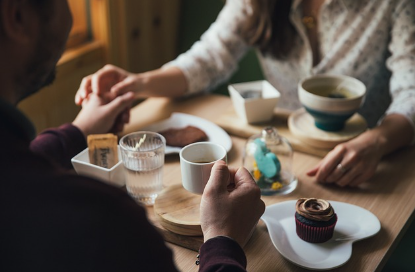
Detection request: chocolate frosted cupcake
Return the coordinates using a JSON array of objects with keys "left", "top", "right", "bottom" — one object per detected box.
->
[{"left": 295, "top": 198, "right": 337, "bottom": 243}]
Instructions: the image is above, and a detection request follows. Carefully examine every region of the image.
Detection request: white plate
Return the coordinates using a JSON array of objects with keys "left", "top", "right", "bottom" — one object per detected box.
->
[
  {"left": 261, "top": 200, "right": 381, "bottom": 270},
  {"left": 140, "top": 112, "right": 232, "bottom": 154}
]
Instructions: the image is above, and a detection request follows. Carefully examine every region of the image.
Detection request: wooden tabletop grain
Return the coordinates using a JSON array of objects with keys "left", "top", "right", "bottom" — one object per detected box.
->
[{"left": 122, "top": 94, "right": 415, "bottom": 272}]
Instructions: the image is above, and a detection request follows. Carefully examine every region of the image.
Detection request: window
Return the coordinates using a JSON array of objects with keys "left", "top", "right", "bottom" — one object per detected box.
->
[{"left": 67, "top": 0, "right": 91, "bottom": 49}]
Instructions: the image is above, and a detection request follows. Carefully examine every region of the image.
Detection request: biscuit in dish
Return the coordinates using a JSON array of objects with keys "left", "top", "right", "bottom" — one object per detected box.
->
[{"left": 159, "top": 126, "right": 208, "bottom": 147}]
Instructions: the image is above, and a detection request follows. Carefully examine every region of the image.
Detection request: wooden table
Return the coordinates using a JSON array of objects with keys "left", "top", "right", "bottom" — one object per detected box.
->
[{"left": 123, "top": 94, "right": 415, "bottom": 272}]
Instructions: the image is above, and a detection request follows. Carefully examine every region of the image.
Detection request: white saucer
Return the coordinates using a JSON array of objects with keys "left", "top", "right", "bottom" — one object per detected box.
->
[{"left": 261, "top": 200, "right": 381, "bottom": 270}]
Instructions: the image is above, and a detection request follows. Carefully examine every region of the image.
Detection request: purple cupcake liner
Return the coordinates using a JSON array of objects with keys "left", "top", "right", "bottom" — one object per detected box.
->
[{"left": 295, "top": 214, "right": 337, "bottom": 243}]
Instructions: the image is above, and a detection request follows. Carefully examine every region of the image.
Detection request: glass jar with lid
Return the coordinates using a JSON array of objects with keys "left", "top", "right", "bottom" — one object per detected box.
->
[{"left": 243, "top": 126, "right": 297, "bottom": 195}]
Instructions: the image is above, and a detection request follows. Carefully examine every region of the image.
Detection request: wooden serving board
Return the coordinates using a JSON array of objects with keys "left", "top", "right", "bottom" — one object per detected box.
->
[
  {"left": 215, "top": 108, "right": 331, "bottom": 157},
  {"left": 153, "top": 184, "right": 204, "bottom": 251},
  {"left": 288, "top": 108, "right": 367, "bottom": 149}
]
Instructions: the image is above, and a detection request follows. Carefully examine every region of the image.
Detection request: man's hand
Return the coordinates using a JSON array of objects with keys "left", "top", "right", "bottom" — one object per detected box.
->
[
  {"left": 73, "top": 92, "right": 134, "bottom": 137},
  {"left": 200, "top": 161, "right": 265, "bottom": 247}
]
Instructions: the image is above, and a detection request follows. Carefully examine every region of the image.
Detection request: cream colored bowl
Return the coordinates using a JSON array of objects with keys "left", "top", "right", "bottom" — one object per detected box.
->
[{"left": 298, "top": 74, "right": 366, "bottom": 131}]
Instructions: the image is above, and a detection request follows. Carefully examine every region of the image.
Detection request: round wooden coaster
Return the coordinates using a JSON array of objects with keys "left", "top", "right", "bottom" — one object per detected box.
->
[
  {"left": 154, "top": 184, "right": 202, "bottom": 236},
  {"left": 288, "top": 108, "right": 367, "bottom": 149}
]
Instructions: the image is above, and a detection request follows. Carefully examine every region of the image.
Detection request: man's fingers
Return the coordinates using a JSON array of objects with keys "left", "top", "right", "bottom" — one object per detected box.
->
[
  {"left": 233, "top": 167, "right": 257, "bottom": 187},
  {"left": 103, "top": 92, "right": 134, "bottom": 117},
  {"left": 121, "top": 109, "right": 130, "bottom": 124},
  {"left": 205, "top": 160, "right": 230, "bottom": 193}
]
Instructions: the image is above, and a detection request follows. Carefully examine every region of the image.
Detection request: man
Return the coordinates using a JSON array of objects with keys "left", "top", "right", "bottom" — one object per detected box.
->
[{"left": 0, "top": 0, "right": 265, "bottom": 271}]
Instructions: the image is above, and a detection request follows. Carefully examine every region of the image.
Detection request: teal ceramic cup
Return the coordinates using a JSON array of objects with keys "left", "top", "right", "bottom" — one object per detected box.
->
[{"left": 298, "top": 74, "right": 366, "bottom": 131}]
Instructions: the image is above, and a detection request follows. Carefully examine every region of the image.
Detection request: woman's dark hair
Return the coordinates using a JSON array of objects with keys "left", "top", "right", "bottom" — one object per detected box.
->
[{"left": 243, "top": 0, "right": 295, "bottom": 59}]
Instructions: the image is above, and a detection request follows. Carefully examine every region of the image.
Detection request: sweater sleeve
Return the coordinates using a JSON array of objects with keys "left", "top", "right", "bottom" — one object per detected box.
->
[
  {"left": 163, "top": 0, "right": 250, "bottom": 95},
  {"left": 199, "top": 236, "right": 247, "bottom": 272},
  {"left": 30, "top": 123, "right": 87, "bottom": 169}
]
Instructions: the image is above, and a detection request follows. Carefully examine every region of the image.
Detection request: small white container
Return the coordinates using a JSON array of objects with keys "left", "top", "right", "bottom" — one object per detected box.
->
[
  {"left": 71, "top": 146, "right": 125, "bottom": 187},
  {"left": 229, "top": 80, "right": 281, "bottom": 124}
]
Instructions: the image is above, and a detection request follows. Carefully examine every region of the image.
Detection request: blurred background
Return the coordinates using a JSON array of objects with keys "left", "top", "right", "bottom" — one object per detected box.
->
[{"left": 17, "top": 1, "right": 414, "bottom": 270}]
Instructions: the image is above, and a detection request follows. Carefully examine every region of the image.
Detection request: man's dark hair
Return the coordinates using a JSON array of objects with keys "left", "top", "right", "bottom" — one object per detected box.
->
[
  {"left": 0, "top": 0, "right": 52, "bottom": 21},
  {"left": 29, "top": 0, "right": 53, "bottom": 20}
]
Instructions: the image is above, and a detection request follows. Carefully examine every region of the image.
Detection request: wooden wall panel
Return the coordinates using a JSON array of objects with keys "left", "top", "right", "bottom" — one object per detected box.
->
[
  {"left": 90, "top": 0, "right": 181, "bottom": 72},
  {"left": 115, "top": 0, "right": 181, "bottom": 72}
]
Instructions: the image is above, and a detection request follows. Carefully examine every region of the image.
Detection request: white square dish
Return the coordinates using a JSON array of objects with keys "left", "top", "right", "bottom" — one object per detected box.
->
[
  {"left": 228, "top": 80, "right": 281, "bottom": 124},
  {"left": 71, "top": 146, "right": 125, "bottom": 187}
]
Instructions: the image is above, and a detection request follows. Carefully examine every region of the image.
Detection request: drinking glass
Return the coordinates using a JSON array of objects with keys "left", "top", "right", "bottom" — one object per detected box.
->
[{"left": 119, "top": 131, "right": 166, "bottom": 206}]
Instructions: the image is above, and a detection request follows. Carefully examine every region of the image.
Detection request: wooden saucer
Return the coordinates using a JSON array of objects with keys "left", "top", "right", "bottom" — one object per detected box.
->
[
  {"left": 288, "top": 108, "right": 367, "bottom": 149},
  {"left": 154, "top": 184, "right": 202, "bottom": 236}
]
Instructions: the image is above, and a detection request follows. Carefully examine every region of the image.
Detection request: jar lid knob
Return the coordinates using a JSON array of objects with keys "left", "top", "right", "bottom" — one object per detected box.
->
[{"left": 262, "top": 126, "right": 279, "bottom": 140}]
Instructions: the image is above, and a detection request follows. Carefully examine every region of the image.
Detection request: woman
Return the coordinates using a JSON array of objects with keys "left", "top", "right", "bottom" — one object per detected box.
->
[{"left": 76, "top": 0, "right": 415, "bottom": 187}]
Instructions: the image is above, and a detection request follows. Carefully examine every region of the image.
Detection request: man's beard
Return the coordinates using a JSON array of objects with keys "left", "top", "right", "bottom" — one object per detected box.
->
[
  {"left": 18, "top": 63, "right": 57, "bottom": 102},
  {"left": 17, "top": 24, "right": 63, "bottom": 103},
  {"left": 33, "top": 68, "right": 56, "bottom": 92}
]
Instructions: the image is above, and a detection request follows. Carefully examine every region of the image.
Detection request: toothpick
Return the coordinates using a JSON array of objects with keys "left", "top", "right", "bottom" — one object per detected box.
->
[{"left": 133, "top": 134, "right": 146, "bottom": 151}]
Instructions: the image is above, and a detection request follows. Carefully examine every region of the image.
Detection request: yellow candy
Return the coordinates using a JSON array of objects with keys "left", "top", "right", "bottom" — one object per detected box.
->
[
  {"left": 253, "top": 161, "right": 261, "bottom": 180},
  {"left": 271, "top": 182, "right": 282, "bottom": 190},
  {"left": 253, "top": 168, "right": 261, "bottom": 180}
]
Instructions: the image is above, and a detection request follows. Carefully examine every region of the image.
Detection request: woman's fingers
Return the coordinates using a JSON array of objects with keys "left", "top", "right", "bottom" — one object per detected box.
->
[
  {"left": 75, "top": 75, "right": 92, "bottom": 105},
  {"left": 314, "top": 145, "right": 346, "bottom": 183}
]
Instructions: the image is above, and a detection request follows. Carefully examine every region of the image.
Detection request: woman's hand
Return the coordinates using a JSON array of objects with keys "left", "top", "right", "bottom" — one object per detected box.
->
[
  {"left": 306, "top": 132, "right": 383, "bottom": 187},
  {"left": 307, "top": 114, "right": 414, "bottom": 187},
  {"left": 75, "top": 64, "right": 139, "bottom": 106}
]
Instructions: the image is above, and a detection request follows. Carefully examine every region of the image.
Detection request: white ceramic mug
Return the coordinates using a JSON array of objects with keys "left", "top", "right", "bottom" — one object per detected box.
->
[{"left": 179, "top": 142, "right": 227, "bottom": 194}]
